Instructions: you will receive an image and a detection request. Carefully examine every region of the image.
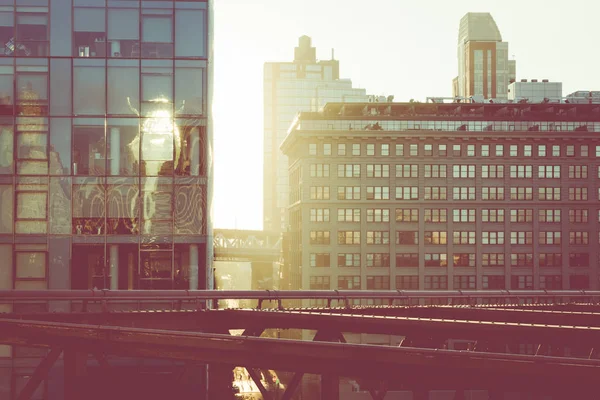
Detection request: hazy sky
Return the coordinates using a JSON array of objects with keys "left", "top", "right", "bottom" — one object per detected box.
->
[{"left": 213, "top": 0, "right": 600, "bottom": 230}]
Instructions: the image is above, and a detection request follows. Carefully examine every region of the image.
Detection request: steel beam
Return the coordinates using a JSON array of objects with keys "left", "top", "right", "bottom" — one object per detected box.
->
[
  {"left": 321, "top": 374, "right": 338, "bottom": 400},
  {"left": 1, "top": 319, "right": 600, "bottom": 392},
  {"left": 280, "top": 372, "right": 303, "bottom": 400},
  {"left": 16, "top": 347, "right": 62, "bottom": 400},
  {"left": 246, "top": 368, "right": 271, "bottom": 400}
]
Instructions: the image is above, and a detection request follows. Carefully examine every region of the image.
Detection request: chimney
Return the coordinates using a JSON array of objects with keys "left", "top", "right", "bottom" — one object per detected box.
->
[
  {"left": 532, "top": 79, "right": 538, "bottom": 83},
  {"left": 542, "top": 79, "right": 549, "bottom": 82},
  {"left": 521, "top": 79, "right": 527, "bottom": 82}
]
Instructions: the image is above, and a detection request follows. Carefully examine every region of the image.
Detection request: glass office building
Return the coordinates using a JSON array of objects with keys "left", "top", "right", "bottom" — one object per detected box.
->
[{"left": 0, "top": 0, "right": 213, "bottom": 295}]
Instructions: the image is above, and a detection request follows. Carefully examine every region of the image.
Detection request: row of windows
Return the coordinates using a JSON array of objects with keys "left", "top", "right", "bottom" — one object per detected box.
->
[
  {"left": 309, "top": 274, "right": 586, "bottom": 290},
  {"left": 322, "top": 208, "right": 600, "bottom": 223},
  {"left": 315, "top": 230, "right": 576, "bottom": 246},
  {"left": 310, "top": 164, "right": 596, "bottom": 179},
  {"left": 308, "top": 143, "right": 599, "bottom": 158},
  {"left": 307, "top": 187, "right": 598, "bottom": 202}
]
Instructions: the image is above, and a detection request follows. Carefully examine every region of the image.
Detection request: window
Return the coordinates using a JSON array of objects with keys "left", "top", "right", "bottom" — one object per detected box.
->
[
  {"left": 538, "top": 145, "right": 547, "bottom": 157},
  {"left": 453, "top": 209, "right": 475, "bottom": 223},
  {"left": 466, "top": 145, "right": 475, "bottom": 157},
  {"left": 309, "top": 276, "right": 330, "bottom": 290},
  {"left": 352, "top": 143, "right": 360, "bottom": 156},
  {"left": 482, "top": 209, "right": 504, "bottom": 223},
  {"left": 396, "top": 253, "right": 419, "bottom": 267},
  {"left": 367, "top": 275, "right": 390, "bottom": 289},
  {"left": 482, "top": 231, "right": 504, "bottom": 245},
  {"left": 424, "top": 165, "right": 447, "bottom": 178},
  {"left": 309, "top": 231, "right": 330, "bottom": 245},
  {"left": 367, "top": 164, "right": 390, "bottom": 178},
  {"left": 424, "top": 144, "right": 433, "bottom": 156},
  {"left": 16, "top": 13, "right": 49, "bottom": 57},
  {"left": 539, "top": 253, "right": 562, "bottom": 267},
  {"left": 395, "top": 209, "right": 418, "bottom": 222},
  {"left": 524, "top": 145, "right": 532, "bottom": 157},
  {"left": 337, "top": 186, "right": 360, "bottom": 200},
  {"left": 337, "top": 208, "right": 360, "bottom": 222},
  {"left": 424, "top": 253, "right": 447, "bottom": 267},
  {"left": 539, "top": 209, "right": 561, "bottom": 223},
  {"left": 540, "top": 276, "right": 562, "bottom": 290},
  {"left": 396, "top": 231, "right": 418, "bottom": 245},
  {"left": 569, "top": 253, "right": 589, "bottom": 267},
  {"left": 338, "top": 276, "right": 361, "bottom": 289},
  {"left": 424, "top": 276, "right": 447, "bottom": 290},
  {"left": 454, "top": 253, "right": 475, "bottom": 267},
  {"left": 366, "top": 143, "right": 375, "bottom": 156},
  {"left": 367, "top": 186, "right": 389, "bottom": 200},
  {"left": 337, "top": 164, "right": 360, "bottom": 178},
  {"left": 568, "top": 166, "right": 587, "bottom": 179},
  {"left": 454, "top": 275, "right": 476, "bottom": 289},
  {"left": 596, "top": 145, "right": 600, "bottom": 157},
  {"left": 366, "top": 254, "right": 390, "bottom": 268},
  {"left": 424, "top": 187, "right": 447, "bottom": 200},
  {"left": 569, "top": 209, "right": 588, "bottom": 223},
  {"left": 482, "top": 187, "right": 504, "bottom": 200},
  {"left": 366, "top": 231, "right": 390, "bottom": 245},
  {"left": 409, "top": 144, "right": 418, "bottom": 156},
  {"left": 510, "top": 145, "right": 518, "bottom": 157},
  {"left": 482, "top": 253, "right": 504, "bottom": 267},
  {"left": 481, "top": 145, "right": 489, "bottom": 157},
  {"left": 367, "top": 209, "right": 390, "bottom": 223},
  {"left": 381, "top": 144, "right": 389, "bottom": 156},
  {"left": 483, "top": 276, "right": 505, "bottom": 289},
  {"left": 453, "top": 231, "right": 476, "bottom": 245},
  {"left": 566, "top": 145, "right": 575, "bottom": 157},
  {"left": 569, "top": 231, "right": 589, "bottom": 245},
  {"left": 395, "top": 144, "right": 404, "bottom": 156},
  {"left": 337, "top": 143, "right": 346, "bottom": 156},
  {"left": 323, "top": 143, "right": 331, "bottom": 156},
  {"left": 424, "top": 209, "right": 447, "bottom": 223},
  {"left": 396, "top": 275, "right": 418, "bottom": 289},
  {"left": 453, "top": 165, "right": 475, "bottom": 178},
  {"left": 453, "top": 187, "right": 475, "bottom": 200},
  {"left": 310, "top": 164, "right": 330, "bottom": 177},
  {"left": 310, "top": 253, "right": 330, "bottom": 268},
  {"left": 438, "top": 144, "right": 447, "bottom": 156},
  {"left": 337, "top": 231, "right": 360, "bottom": 245},
  {"left": 510, "top": 165, "right": 532, "bottom": 178},
  {"left": 538, "top": 165, "right": 560, "bottom": 179},
  {"left": 511, "top": 231, "right": 533, "bottom": 245},
  {"left": 396, "top": 186, "right": 418, "bottom": 200},
  {"left": 395, "top": 164, "right": 419, "bottom": 178},
  {"left": 310, "top": 208, "right": 330, "bottom": 222},
  {"left": 510, "top": 187, "right": 533, "bottom": 200},
  {"left": 511, "top": 275, "right": 533, "bottom": 289},
  {"left": 570, "top": 275, "right": 589, "bottom": 290},
  {"left": 424, "top": 231, "right": 447, "bottom": 245},
  {"left": 338, "top": 253, "right": 360, "bottom": 267},
  {"left": 481, "top": 165, "right": 504, "bottom": 178},
  {"left": 538, "top": 187, "right": 561, "bottom": 201},
  {"left": 539, "top": 231, "right": 561, "bottom": 245},
  {"left": 309, "top": 143, "right": 317, "bottom": 155},
  {"left": 310, "top": 186, "right": 330, "bottom": 200},
  {"left": 495, "top": 145, "right": 504, "bottom": 157},
  {"left": 552, "top": 145, "right": 560, "bottom": 157},
  {"left": 581, "top": 145, "right": 589, "bottom": 157},
  {"left": 569, "top": 187, "right": 587, "bottom": 201},
  {"left": 452, "top": 144, "right": 461, "bottom": 157},
  {"left": 14, "top": 248, "right": 47, "bottom": 289},
  {"left": 510, "top": 209, "right": 533, "bottom": 222},
  {"left": 74, "top": 8, "right": 106, "bottom": 57}
]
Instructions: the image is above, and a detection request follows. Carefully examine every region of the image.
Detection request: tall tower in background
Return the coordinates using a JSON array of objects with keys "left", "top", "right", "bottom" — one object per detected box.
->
[
  {"left": 453, "top": 12, "right": 516, "bottom": 100},
  {"left": 263, "top": 36, "right": 368, "bottom": 233}
]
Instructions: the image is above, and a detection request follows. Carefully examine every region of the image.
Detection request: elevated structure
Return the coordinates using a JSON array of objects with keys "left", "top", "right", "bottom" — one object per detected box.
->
[{"left": 454, "top": 13, "right": 516, "bottom": 100}]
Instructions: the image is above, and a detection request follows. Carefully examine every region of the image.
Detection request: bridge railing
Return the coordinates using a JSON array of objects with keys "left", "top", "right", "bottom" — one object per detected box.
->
[{"left": 1, "top": 289, "right": 599, "bottom": 313}]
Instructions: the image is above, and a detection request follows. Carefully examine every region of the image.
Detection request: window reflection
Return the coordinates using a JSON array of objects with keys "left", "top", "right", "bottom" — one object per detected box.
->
[
  {"left": 108, "top": 9, "right": 139, "bottom": 58},
  {"left": 0, "top": 12, "right": 14, "bottom": 56},
  {"left": 141, "top": 14, "right": 173, "bottom": 58},
  {"left": 72, "top": 179, "right": 105, "bottom": 235},
  {"left": 15, "top": 13, "right": 48, "bottom": 56},
  {"left": 0, "top": 125, "right": 13, "bottom": 173},
  {"left": 107, "top": 121, "right": 139, "bottom": 175},
  {"left": 73, "top": 125, "right": 105, "bottom": 175},
  {"left": 107, "top": 179, "right": 139, "bottom": 234}
]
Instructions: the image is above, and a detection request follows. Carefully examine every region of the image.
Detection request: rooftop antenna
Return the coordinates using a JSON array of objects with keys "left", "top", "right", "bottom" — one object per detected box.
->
[{"left": 331, "top": 48, "right": 334, "bottom": 60}]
